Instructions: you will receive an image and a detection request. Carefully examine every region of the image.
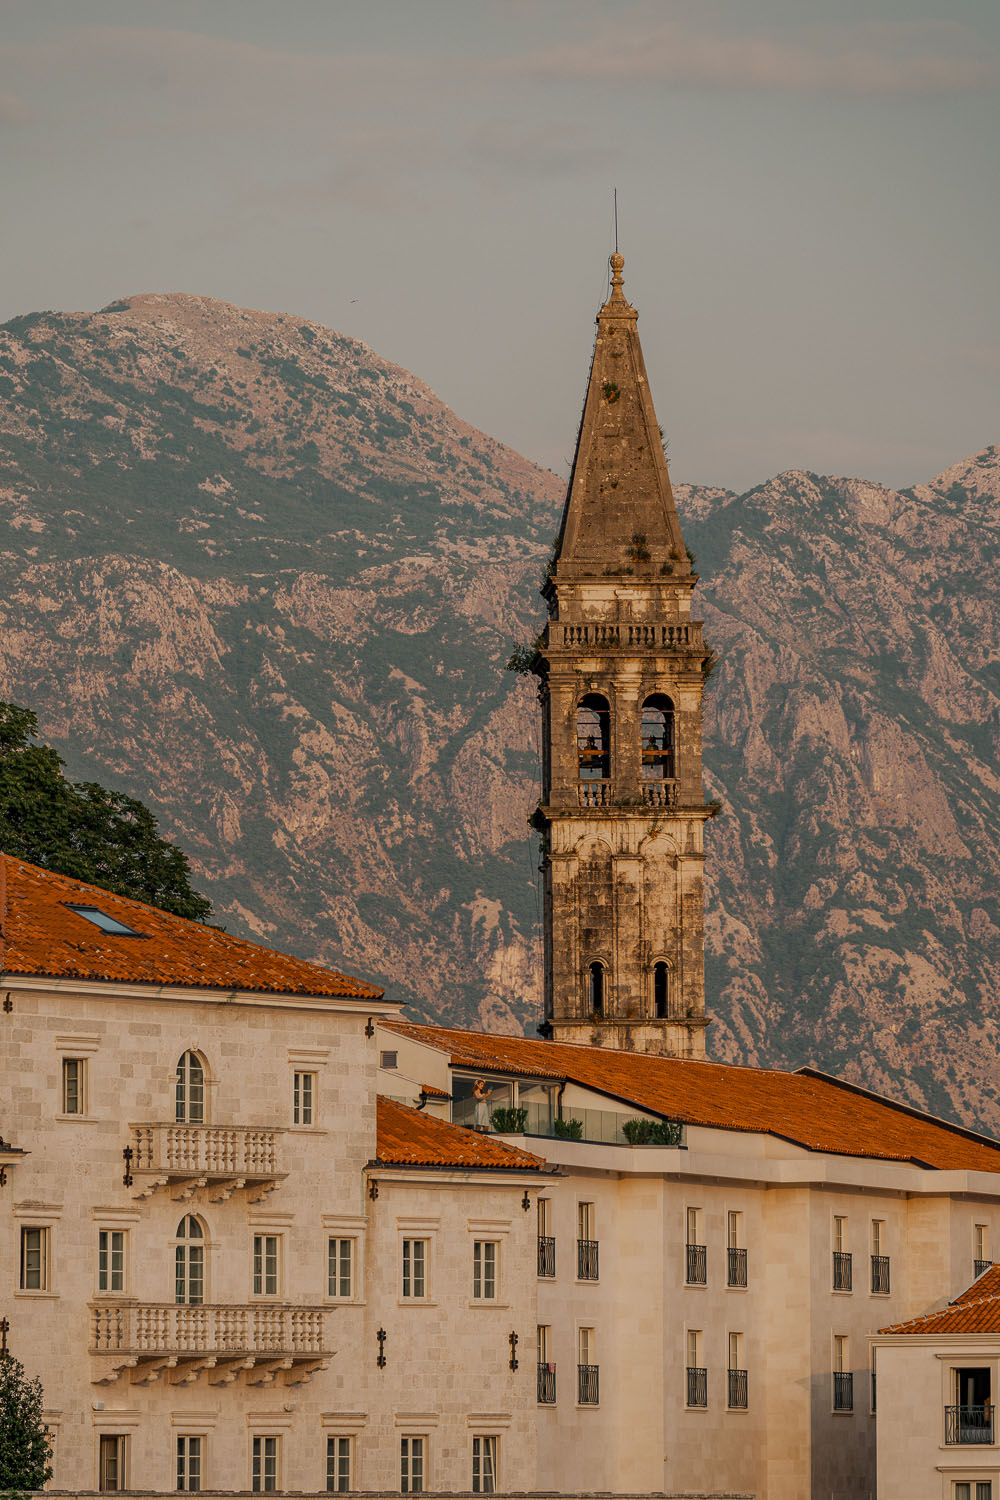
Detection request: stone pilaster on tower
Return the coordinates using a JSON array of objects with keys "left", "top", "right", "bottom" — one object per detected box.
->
[{"left": 534, "top": 251, "right": 715, "bottom": 1058}]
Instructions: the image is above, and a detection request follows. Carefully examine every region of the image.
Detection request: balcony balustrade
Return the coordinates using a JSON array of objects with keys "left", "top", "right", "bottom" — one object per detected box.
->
[
  {"left": 577, "top": 1238, "right": 599, "bottom": 1281},
  {"left": 945, "top": 1405, "right": 995, "bottom": 1444},
  {"left": 686, "top": 1367, "right": 707, "bottom": 1408},
  {"left": 686, "top": 1242, "right": 707, "bottom": 1285},
  {"left": 537, "top": 1363, "right": 556, "bottom": 1404},
  {"left": 833, "top": 1250, "right": 853, "bottom": 1292},
  {"left": 537, "top": 1236, "right": 555, "bottom": 1277},
  {"left": 870, "top": 1254, "right": 890, "bottom": 1295},
  {"left": 578, "top": 780, "right": 612, "bottom": 809},
  {"left": 727, "top": 1246, "right": 748, "bottom": 1288},
  {"left": 558, "top": 623, "right": 703, "bottom": 652},
  {"left": 833, "top": 1371, "right": 854, "bottom": 1411},
  {"left": 577, "top": 1364, "right": 599, "bottom": 1405},
  {"left": 91, "top": 1303, "right": 328, "bottom": 1387},
  {"left": 727, "top": 1367, "right": 748, "bottom": 1410},
  {"left": 128, "top": 1123, "right": 285, "bottom": 1203},
  {"left": 975, "top": 1258, "right": 994, "bottom": 1280},
  {"left": 641, "top": 781, "right": 678, "bottom": 808}
]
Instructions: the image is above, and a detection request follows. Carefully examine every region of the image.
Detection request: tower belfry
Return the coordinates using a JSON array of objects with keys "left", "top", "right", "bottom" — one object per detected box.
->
[{"left": 534, "top": 251, "right": 714, "bottom": 1057}]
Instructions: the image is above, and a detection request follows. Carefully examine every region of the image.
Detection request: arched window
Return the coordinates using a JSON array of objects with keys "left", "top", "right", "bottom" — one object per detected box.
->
[
  {"left": 175, "top": 1051, "right": 205, "bottom": 1124},
  {"left": 641, "top": 695, "right": 675, "bottom": 780},
  {"left": 588, "top": 961, "right": 605, "bottom": 1017},
  {"left": 653, "top": 962, "right": 669, "bottom": 1019},
  {"left": 175, "top": 1215, "right": 205, "bottom": 1305},
  {"left": 577, "top": 695, "right": 610, "bottom": 781}
]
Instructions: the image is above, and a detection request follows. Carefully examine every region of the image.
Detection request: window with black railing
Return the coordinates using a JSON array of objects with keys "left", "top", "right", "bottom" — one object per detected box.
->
[
  {"left": 686, "top": 1367, "right": 707, "bottom": 1408},
  {"left": 975, "top": 1258, "right": 994, "bottom": 1280},
  {"left": 577, "top": 1364, "right": 599, "bottom": 1405},
  {"left": 537, "top": 1236, "right": 555, "bottom": 1277},
  {"left": 686, "top": 1243, "right": 707, "bottom": 1285},
  {"left": 537, "top": 1363, "right": 556, "bottom": 1404},
  {"left": 577, "top": 1239, "right": 599, "bottom": 1280},
  {"left": 945, "top": 1405, "right": 995, "bottom": 1444},
  {"left": 727, "top": 1246, "right": 747, "bottom": 1287},
  {"left": 727, "top": 1367, "right": 748, "bottom": 1410},
  {"left": 833, "top": 1371, "right": 853, "bottom": 1411},
  {"left": 833, "top": 1250, "right": 853, "bottom": 1291},
  {"left": 870, "top": 1254, "right": 890, "bottom": 1295}
]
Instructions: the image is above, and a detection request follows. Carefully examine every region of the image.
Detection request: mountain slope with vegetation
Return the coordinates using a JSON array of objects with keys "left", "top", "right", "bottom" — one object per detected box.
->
[{"left": 0, "top": 294, "right": 997, "bottom": 1124}]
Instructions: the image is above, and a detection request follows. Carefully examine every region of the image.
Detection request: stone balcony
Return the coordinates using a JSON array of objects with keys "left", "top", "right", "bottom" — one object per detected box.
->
[
  {"left": 127, "top": 1123, "right": 285, "bottom": 1203},
  {"left": 554, "top": 621, "right": 704, "bottom": 652},
  {"left": 577, "top": 780, "right": 679, "bottom": 810},
  {"left": 91, "top": 1303, "right": 329, "bottom": 1387}
]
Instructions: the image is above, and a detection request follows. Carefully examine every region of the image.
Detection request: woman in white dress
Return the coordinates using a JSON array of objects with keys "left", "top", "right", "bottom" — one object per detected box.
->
[{"left": 473, "top": 1078, "right": 491, "bottom": 1132}]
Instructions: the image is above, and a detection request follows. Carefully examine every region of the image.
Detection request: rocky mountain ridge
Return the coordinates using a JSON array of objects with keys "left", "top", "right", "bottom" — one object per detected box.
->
[{"left": 0, "top": 294, "right": 998, "bottom": 1125}]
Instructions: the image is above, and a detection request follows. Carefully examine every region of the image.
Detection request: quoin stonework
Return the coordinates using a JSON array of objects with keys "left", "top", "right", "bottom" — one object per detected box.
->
[{"left": 534, "top": 251, "right": 713, "bottom": 1058}]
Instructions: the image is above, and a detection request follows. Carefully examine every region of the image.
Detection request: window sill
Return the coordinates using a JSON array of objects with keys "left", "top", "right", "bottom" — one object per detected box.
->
[
  {"left": 468, "top": 1300, "right": 510, "bottom": 1310},
  {"left": 684, "top": 1406, "right": 710, "bottom": 1413},
  {"left": 325, "top": 1296, "right": 365, "bottom": 1306},
  {"left": 397, "top": 1299, "right": 437, "bottom": 1308},
  {"left": 287, "top": 1126, "right": 328, "bottom": 1135},
  {"left": 684, "top": 1281, "right": 708, "bottom": 1290},
  {"left": 14, "top": 1290, "right": 59, "bottom": 1299},
  {"left": 831, "top": 1289, "right": 854, "bottom": 1296},
  {"left": 55, "top": 1113, "right": 99, "bottom": 1123}
]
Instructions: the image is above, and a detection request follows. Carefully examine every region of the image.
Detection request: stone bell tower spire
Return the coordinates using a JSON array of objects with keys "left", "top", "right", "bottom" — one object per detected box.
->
[{"left": 534, "top": 251, "right": 714, "bottom": 1057}]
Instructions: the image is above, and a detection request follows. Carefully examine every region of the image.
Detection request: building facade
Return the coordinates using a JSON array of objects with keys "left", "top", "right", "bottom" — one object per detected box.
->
[{"left": 533, "top": 252, "right": 713, "bottom": 1058}]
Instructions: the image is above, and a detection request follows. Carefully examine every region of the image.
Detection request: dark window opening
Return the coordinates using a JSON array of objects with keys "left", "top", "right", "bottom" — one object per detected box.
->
[
  {"left": 640, "top": 695, "right": 674, "bottom": 781},
  {"left": 577, "top": 695, "right": 610, "bottom": 781},
  {"left": 588, "top": 962, "right": 605, "bottom": 1016},
  {"left": 66, "top": 904, "right": 144, "bottom": 937},
  {"left": 653, "top": 962, "right": 669, "bottom": 1018}
]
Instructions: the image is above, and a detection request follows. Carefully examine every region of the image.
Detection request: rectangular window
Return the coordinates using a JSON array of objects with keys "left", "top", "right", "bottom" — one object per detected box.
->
[
  {"left": 577, "top": 1202, "right": 594, "bottom": 1240},
  {"left": 472, "top": 1436, "right": 497, "bottom": 1494},
  {"left": 685, "top": 1207, "right": 706, "bottom": 1284},
  {"left": 577, "top": 1327, "right": 598, "bottom": 1404},
  {"left": 537, "top": 1198, "right": 554, "bottom": 1277},
  {"left": 686, "top": 1330, "right": 707, "bottom": 1407},
  {"left": 400, "top": 1436, "right": 424, "bottom": 1493},
  {"left": 328, "top": 1238, "right": 354, "bottom": 1299},
  {"left": 62, "top": 1057, "right": 85, "bottom": 1114},
  {"left": 98, "top": 1230, "right": 126, "bottom": 1293},
  {"left": 871, "top": 1219, "right": 883, "bottom": 1256},
  {"left": 954, "top": 1485, "right": 992, "bottom": 1500},
  {"left": 727, "top": 1210, "right": 748, "bottom": 1286},
  {"left": 727, "top": 1210, "right": 742, "bottom": 1249},
  {"left": 537, "top": 1198, "right": 551, "bottom": 1237},
  {"left": 99, "top": 1435, "right": 126, "bottom": 1492},
  {"left": 833, "top": 1334, "right": 853, "bottom": 1411},
  {"left": 473, "top": 1241, "right": 497, "bottom": 1300},
  {"left": 729, "top": 1330, "right": 743, "bottom": 1369},
  {"left": 252, "top": 1235, "right": 279, "bottom": 1297},
  {"left": 252, "top": 1436, "right": 279, "bottom": 1493},
  {"left": 19, "top": 1226, "right": 48, "bottom": 1291},
  {"left": 833, "top": 1217, "right": 852, "bottom": 1291},
  {"left": 326, "top": 1436, "right": 352, "bottom": 1493},
  {"left": 834, "top": 1216, "right": 847, "bottom": 1252},
  {"left": 293, "top": 1071, "right": 314, "bottom": 1126},
  {"left": 537, "top": 1325, "right": 555, "bottom": 1403},
  {"left": 728, "top": 1332, "right": 747, "bottom": 1410},
  {"left": 579, "top": 1326, "right": 594, "bottom": 1365},
  {"left": 402, "top": 1239, "right": 427, "bottom": 1299},
  {"left": 176, "top": 1436, "right": 202, "bottom": 1493},
  {"left": 975, "top": 1223, "right": 991, "bottom": 1273}
]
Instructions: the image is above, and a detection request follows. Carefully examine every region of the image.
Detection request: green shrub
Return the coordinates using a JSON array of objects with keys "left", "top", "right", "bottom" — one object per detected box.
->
[
  {"left": 490, "top": 1106, "right": 528, "bottom": 1133},
  {"left": 554, "top": 1117, "right": 583, "bottom": 1140}
]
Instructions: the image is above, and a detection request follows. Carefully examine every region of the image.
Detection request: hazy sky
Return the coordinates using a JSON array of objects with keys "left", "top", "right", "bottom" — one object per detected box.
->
[{"left": 1, "top": 0, "right": 998, "bottom": 492}]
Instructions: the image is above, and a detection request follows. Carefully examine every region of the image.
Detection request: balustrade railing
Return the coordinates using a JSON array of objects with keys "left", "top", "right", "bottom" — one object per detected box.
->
[
  {"left": 559, "top": 623, "right": 703, "bottom": 651},
  {"left": 640, "top": 781, "right": 678, "bottom": 808},
  {"left": 577, "top": 1364, "right": 599, "bottom": 1405},
  {"left": 975, "top": 1258, "right": 994, "bottom": 1280},
  {"left": 727, "top": 1246, "right": 748, "bottom": 1288},
  {"left": 577, "top": 1239, "right": 599, "bottom": 1281},
  {"left": 727, "top": 1367, "right": 748, "bottom": 1410},
  {"left": 686, "top": 1367, "right": 707, "bottom": 1408},
  {"left": 129, "top": 1124, "right": 282, "bottom": 1197},
  {"left": 537, "top": 1236, "right": 556, "bottom": 1277},
  {"left": 91, "top": 1303, "right": 326, "bottom": 1357},
  {"left": 686, "top": 1242, "right": 707, "bottom": 1285},
  {"left": 833, "top": 1371, "right": 854, "bottom": 1411},
  {"left": 577, "top": 780, "right": 612, "bottom": 809},
  {"left": 870, "top": 1254, "right": 890, "bottom": 1295},
  {"left": 833, "top": 1250, "right": 853, "bottom": 1292}
]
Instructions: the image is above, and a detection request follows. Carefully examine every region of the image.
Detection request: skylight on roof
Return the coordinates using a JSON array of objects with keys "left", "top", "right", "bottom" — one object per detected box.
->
[{"left": 65, "top": 904, "right": 144, "bottom": 937}]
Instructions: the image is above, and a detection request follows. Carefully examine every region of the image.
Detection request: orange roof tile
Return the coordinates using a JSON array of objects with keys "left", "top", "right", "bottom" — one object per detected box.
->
[
  {"left": 376, "top": 1096, "right": 545, "bottom": 1172},
  {"left": 954, "top": 1264, "right": 1000, "bottom": 1303},
  {"left": 382, "top": 1021, "right": 1000, "bottom": 1175},
  {"left": 419, "top": 1083, "right": 451, "bottom": 1099},
  {"left": 879, "top": 1292, "right": 1000, "bottom": 1336},
  {"left": 0, "top": 855, "right": 382, "bottom": 1000}
]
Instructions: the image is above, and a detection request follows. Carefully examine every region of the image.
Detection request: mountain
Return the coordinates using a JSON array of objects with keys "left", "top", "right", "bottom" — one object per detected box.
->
[{"left": 0, "top": 294, "right": 998, "bottom": 1126}]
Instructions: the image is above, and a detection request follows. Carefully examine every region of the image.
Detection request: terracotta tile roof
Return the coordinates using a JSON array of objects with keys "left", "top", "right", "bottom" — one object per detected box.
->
[
  {"left": 419, "top": 1083, "right": 451, "bottom": 1099},
  {"left": 879, "top": 1291, "right": 1000, "bottom": 1336},
  {"left": 0, "top": 855, "right": 382, "bottom": 1000},
  {"left": 382, "top": 1021, "right": 1000, "bottom": 1174},
  {"left": 376, "top": 1096, "right": 544, "bottom": 1172},
  {"left": 954, "top": 1264, "right": 1000, "bottom": 1303}
]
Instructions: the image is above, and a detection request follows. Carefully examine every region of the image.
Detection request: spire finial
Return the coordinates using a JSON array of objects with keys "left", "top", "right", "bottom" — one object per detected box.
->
[{"left": 609, "top": 249, "right": 625, "bottom": 299}]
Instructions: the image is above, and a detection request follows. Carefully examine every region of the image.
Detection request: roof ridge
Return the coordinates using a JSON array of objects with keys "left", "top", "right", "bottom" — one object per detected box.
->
[
  {"left": 880, "top": 1290, "right": 1000, "bottom": 1334},
  {"left": 796, "top": 1066, "right": 1000, "bottom": 1153}
]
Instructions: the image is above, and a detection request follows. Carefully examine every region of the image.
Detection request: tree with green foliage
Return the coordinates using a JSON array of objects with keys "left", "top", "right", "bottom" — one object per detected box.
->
[
  {"left": 0, "top": 1353, "right": 53, "bottom": 1493},
  {"left": 0, "top": 701, "right": 211, "bottom": 921}
]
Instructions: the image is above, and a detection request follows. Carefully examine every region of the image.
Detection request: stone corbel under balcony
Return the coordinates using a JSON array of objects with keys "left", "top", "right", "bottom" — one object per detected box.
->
[
  {"left": 128, "top": 1123, "right": 286, "bottom": 1203},
  {"left": 90, "top": 1303, "right": 329, "bottom": 1389}
]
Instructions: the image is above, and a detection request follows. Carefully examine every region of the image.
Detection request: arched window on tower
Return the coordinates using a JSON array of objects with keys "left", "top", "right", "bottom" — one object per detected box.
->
[
  {"left": 175, "top": 1051, "right": 206, "bottom": 1124},
  {"left": 577, "top": 695, "right": 610, "bottom": 781},
  {"left": 588, "top": 961, "right": 606, "bottom": 1017},
  {"left": 653, "top": 962, "right": 669, "bottom": 1019},
  {"left": 641, "top": 695, "right": 675, "bottom": 780}
]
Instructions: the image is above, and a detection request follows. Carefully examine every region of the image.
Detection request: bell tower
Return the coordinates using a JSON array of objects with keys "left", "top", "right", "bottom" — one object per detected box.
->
[{"left": 534, "top": 251, "right": 714, "bottom": 1057}]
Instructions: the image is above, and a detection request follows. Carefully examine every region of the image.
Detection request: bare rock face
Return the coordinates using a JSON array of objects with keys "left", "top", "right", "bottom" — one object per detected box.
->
[{"left": 0, "top": 296, "right": 998, "bottom": 1127}]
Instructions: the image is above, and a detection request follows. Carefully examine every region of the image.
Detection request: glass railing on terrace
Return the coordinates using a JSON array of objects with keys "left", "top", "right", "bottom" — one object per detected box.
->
[{"left": 452, "top": 1095, "right": 684, "bottom": 1148}]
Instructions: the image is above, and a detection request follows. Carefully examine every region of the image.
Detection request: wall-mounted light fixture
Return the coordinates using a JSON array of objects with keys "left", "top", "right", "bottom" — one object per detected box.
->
[
  {"left": 376, "top": 1328, "right": 387, "bottom": 1368},
  {"left": 122, "top": 1146, "right": 134, "bottom": 1188},
  {"left": 508, "top": 1331, "right": 519, "bottom": 1372}
]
